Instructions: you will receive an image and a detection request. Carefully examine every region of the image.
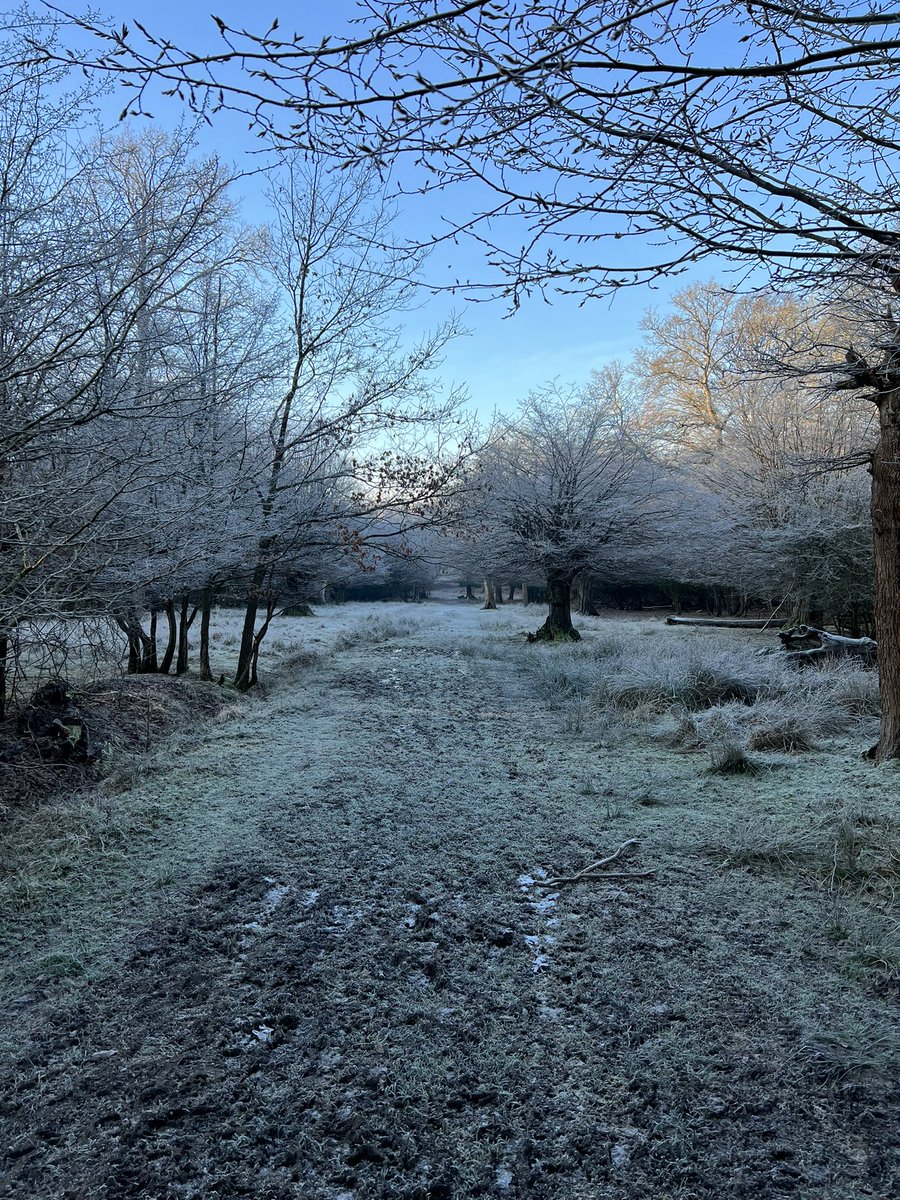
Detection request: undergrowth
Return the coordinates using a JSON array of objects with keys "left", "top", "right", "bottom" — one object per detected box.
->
[{"left": 521, "top": 624, "right": 879, "bottom": 756}]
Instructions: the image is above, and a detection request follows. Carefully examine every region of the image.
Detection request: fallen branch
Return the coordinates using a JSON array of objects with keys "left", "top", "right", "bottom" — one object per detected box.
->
[
  {"left": 534, "top": 838, "right": 652, "bottom": 886},
  {"left": 572, "top": 837, "right": 639, "bottom": 876},
  {"left": 537, "top": 869, "right": 656, "bottom": 886}
]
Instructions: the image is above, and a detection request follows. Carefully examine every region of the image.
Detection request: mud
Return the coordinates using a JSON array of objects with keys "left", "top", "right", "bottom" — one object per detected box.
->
[{"left": 1, "top": 603, "right": 896, "bottom": 1198}]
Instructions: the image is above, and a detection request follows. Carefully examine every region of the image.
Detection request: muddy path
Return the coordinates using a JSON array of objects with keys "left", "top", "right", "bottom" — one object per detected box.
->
[{"left": 0, "top": 604, "right": 897, "bottom": 1199}]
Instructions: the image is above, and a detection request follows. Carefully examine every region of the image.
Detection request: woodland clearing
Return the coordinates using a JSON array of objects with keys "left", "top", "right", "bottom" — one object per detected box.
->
[{"left": 0, "top": 590, "right": 897, "bottom": 1199}]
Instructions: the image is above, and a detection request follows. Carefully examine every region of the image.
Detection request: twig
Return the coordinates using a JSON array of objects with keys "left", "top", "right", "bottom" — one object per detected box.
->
[
  {"left": 537, "top": 869, "right": 655, "bottom": 886},
  {"left": 759, "top": 596, "right": 787, "bottom": 633}
]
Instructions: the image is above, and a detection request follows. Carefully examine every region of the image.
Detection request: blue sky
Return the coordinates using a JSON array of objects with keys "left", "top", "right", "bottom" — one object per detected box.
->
[{"left": 65, "top": 1, "right": 715, "bottom": 417}]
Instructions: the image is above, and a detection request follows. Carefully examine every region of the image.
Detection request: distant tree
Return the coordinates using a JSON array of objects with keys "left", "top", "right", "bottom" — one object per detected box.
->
[{"left": 477, "top": 382, "right": 663, "bottom": 640}]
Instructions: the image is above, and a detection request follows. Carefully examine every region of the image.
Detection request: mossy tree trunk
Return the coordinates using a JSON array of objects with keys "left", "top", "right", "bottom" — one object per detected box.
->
[{"left": 533, "top": 571, "right": 580, "bottom": 641}]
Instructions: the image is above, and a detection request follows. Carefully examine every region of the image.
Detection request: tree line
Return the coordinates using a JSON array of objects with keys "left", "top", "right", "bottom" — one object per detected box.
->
[
  {"left": 0, "top": 34, "right": 472, "bottom": 715},
  {"left": 451, "top": 283, "right": 873, "bottom": 642}
]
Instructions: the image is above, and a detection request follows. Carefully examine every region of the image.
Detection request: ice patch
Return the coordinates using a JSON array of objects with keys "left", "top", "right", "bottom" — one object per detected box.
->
[
  {"left": 496, "top": 1166, "right": 514, "bottom": 1189},
  {"left": 251, "top": 1024, "right": 274, "bottom": 1043}
]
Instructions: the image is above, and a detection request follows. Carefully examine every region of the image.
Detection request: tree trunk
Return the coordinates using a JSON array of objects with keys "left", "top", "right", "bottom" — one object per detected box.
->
[
  {"left": 145, "top": 610, "right": 159, "bottom": 673},
  {"left": 507, "top": 582, "right": 516, "bottom": 601},
  {"left": 871, "top": 388, "right": 900, "bottom": 760},
  {"left": 482, "top": 578, "right": 497, "bottom": 610},
  {"left": 176, "top": 596, "right": 199, "bottom": 675},
  {"left": 249, "top": 599, "right": 278, "bottom": 687},
  {"left": 198, "top": 589, "right": 213, "bottom": 682},
  {"left": 115, "top": 610, "right": 153, "bottom": 674},
  {"left": 494, "top": 579, "right": 504, "bottom": 605},
  {"left": 523, "top": 584, "right": 530, "bottom": 607},
  {"left": 158, "top": 600, "right": 177, "bottom": 675},
  {"left": 576, "top": 575, "right": 599, "bottom": 616},
  {"left": 235, "top": 559, "right": 270, "bottom": 691},
  {"left": 465, "top": 583, "right": 475, "bottom": 600},
  {"left": 532, "top": 572, "right": 580, "bottom": 641}
]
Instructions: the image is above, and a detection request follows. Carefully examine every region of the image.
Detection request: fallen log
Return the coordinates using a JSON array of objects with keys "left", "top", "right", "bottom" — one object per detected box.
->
[
  {"left": 665, "top": 616, "right": 776, "bottom": 629},
  {"left": 778, "top": 625, "right": 877, "bottom": 666}
]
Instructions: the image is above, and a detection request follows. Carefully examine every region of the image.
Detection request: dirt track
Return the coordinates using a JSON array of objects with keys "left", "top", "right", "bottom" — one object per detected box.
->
[{"left": 0, "top": 602, "right": 897, "bottom": 1199}]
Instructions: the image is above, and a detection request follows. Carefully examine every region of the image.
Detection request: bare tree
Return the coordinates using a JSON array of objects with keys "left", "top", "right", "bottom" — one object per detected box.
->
[
  {"left": 476, "top": 382, "right": 663, "bottom": 641},
  {"left": 231, "top": 155, "right": 470, "bottom": 689}
]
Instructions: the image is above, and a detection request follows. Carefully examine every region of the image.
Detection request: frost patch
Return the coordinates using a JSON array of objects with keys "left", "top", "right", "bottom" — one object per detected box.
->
[
  {"left": 524, "top": 933, "right": 556, "bottom": 973},
  {"left": 611, "top": 1144, "right": 630, "bottom": 1169},
  {"left": 518, "top": 868, "right": 548, "bottom": 891},
  {"left": 328, "top": 905, "right": 364, "bottom": 932},
  {"left": 496, "top": 1166, "right": 514, "bottom": 1189},
  {"left": 259, "top": 882, "right": 290, "bottom": 918}
]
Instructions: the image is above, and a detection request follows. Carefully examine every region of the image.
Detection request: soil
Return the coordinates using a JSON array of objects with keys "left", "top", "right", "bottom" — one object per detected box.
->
[{"left": 0, "top": 596, "right": 897, "bottom": 1199}]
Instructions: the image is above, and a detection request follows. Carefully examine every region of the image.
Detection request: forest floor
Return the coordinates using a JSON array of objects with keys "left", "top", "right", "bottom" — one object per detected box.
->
[{"left": 0, "top": 589, "right": 897, "bottom": 1199}]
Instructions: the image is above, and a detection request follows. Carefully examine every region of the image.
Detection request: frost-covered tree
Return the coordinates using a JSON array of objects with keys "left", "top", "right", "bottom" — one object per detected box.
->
[
  {"left": 478, "top": 382, "right": 663, "bottom": 641},
  {"left": 231, "top": 156, "right": 469, "bottom": 689}
]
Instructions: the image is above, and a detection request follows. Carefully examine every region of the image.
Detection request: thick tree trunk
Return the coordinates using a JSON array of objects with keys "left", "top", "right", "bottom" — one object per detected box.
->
[
  {"left": 198, "top": 589, "right": 213, "bottom": 682},
  {"left": 532, "top": 572, "right": 580, "bottom": 641},
  {"left": 482, "top": 578, "right": 497, "bottom": 610},
  {"left": 494, "top": 579, "right": 504, "bottom": 605},
  {"left": 158, "top": 600, "right": 177, "bottom": 675},
  {"left": 871, "top": 389, "right": 900, "bottom": 760},
  {"left": 465, "top": 583, "right": 475, "bottom": 600},
  {"left": 507, "top": 582, "right": 516, "bottom": 601}
]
